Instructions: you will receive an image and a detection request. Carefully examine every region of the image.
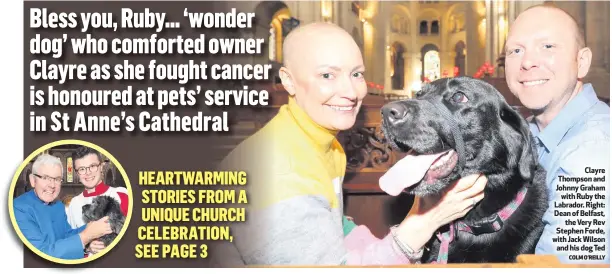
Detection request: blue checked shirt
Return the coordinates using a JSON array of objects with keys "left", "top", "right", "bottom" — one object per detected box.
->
[{"left": 530, "top": 84, "right": 610, "bottom": 264}]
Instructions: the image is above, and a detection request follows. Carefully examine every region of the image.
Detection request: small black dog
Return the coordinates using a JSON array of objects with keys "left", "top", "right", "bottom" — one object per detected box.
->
[
  {"left": 82, "top": 195, "right": 125, "bottom": 247},
  {"left": 380, "top": 76, "right": 548, "bottom": 263}
]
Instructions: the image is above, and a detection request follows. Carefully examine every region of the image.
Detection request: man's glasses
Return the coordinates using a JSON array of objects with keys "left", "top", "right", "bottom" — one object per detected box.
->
[
  {"left": 33, "top": 173, "right": 63, "bottom": 184},
  {"left": 75, "top": 163, "right": 102, "bottom": 175}
]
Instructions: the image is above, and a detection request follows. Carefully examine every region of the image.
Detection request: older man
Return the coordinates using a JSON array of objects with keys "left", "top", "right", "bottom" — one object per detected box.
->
[
  {"left": 214, "top": 22, "right": 487, "bottom": 266},
  {"left": 13, "top": 154, "right": 112, "bottom": 260},
  {"left": 505, "top": 5, "right": 610, "bottom": 264}
]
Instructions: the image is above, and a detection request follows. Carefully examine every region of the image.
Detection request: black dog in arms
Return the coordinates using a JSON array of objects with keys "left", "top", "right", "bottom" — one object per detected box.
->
[
  {"left": 82, "top": 195, "right": 125, "bottom": 247},
  {"left": 379, "top": 76, "right": 548, "bottom": 263}
]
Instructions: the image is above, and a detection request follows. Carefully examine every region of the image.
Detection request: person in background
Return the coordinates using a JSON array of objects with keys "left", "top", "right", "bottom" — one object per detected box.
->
[{"left": 505, "top": 4, "right": 610, "bottom": 264}]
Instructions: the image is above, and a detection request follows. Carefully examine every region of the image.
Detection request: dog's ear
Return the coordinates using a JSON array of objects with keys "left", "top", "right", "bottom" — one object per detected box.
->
[
  {"left": 500, "top": 103, "right": 537, "bottom": 181},
  {"left": 110, "top": 211, "right": 125, "bottom": 234},
  {"left": 108, "top": 198, "right": 125, "bottom": 234}
]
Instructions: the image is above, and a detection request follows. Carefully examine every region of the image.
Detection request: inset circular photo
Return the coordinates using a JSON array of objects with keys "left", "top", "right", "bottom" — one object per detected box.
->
[{"left": 8, "top": 139, "right": 133, "bottom": 264}]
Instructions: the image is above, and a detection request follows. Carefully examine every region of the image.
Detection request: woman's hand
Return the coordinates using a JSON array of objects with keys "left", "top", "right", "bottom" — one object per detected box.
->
[
  {"left": 416, "top": 173, "right": 487, "bottom": 226},
  {"left": 395, "top": 174, "right": 487, "bottom": 251}
]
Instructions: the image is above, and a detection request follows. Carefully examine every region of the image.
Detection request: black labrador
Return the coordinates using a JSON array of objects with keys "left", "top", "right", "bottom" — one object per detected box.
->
[
  {"left": 82, "top": 195, "right": 125, "bottom": 247},
  {"left": 380, "top": 76, "right": 548, "bottom": 263}
]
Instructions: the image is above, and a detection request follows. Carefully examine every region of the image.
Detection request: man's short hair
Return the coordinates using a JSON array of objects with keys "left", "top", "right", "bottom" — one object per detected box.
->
[
  {"left": 32, "top": 154, "right": 63, "bottom": 175},
  {"left": 72, "top": 146, "right": 103, "bottom": 163},
  {"left": 525, "top": 3, "right": 586, "bottom": 48}
]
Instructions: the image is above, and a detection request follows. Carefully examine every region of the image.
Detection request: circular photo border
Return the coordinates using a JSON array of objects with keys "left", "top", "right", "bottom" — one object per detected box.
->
[{"left": 8, "top": 139, "right": 133, "bottom": 265}]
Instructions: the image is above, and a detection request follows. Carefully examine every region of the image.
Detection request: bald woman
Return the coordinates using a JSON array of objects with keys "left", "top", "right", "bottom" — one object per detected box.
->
[{"left": 215, "top": 22, "right": 486, "bottom": 266}]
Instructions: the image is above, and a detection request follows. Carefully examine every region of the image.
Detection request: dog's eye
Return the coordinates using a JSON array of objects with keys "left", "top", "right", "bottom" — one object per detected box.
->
[{"left": 451, "top": 92, "right": 468, "bottom": 103}]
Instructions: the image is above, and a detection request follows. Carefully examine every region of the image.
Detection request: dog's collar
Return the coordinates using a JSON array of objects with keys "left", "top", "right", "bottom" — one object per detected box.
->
[
  {"left": 433, "top": 184, "right": 529, "bottom": 264},
  {"left": 422, "top": 99, "right": 466, "bottom": 173}
]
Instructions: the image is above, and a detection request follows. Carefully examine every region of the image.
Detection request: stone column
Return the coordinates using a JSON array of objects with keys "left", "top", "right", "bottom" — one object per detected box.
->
[
  {"left": 465, "top": 1, "right": 484, "bottom": 76},
  {"left": 585, "top": 1, "right": 607, "bottom": 69},
  {"left": 362, "top": 1, "right": 378, "bottom": 85},
  {"left": 414, "top": 52, "right": 422, "bottom": 85},
  {"left": 485, "top": 0, "right": 504, "bottom": 74},
  {"left": 384, "top": 44, "right": 391, "bottom": 95},
  {"left": 514, "top": 0, "right": 544, "bottom": 15},
  {"left": 313, "top": 1, "right": 321, "bottom": 22},
  {"left": 402, "top": 52, "right": 410, "bottom": 95},
  {"left": 292, "top": 1, "right": 314, "bottom": 25},
  {"left": 508, "top": 0, "right": 516, "bottom": 25},
  {"left": 447, "top": 51, "right": 457, "bottom": 77},
  {"left": 285, "top": 2, "right": 299, "bottom": 20},
  {"left": 333, "top": 0, "right": 341, "bottom": 25},
  {"left": 373, "top": 1, "right": 387, "bottom": 89},
  {"left": 494, "top": 0, "right": 510, "bottom": 77},
  {"left": 584, "top": 1, "right": 610, "bottom": 98}
]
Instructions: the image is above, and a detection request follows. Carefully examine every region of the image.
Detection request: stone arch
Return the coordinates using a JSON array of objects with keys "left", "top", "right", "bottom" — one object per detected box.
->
[
  {"left": 421, "top": 44, "right": 440, "bottom": 82},
  {"left": 418, "top": 8, "right": 442, "bottom": 19},
  {"left": 431, "top": 20, "right": 439, "bottom": 34},
  {"left": 444, "top": 3, "right": 467, "bottom": 33},
  {"left": 444, "top": 3, "right": 462, "bottom": 25},
  {"left": 392, "top": 4, "right": 414, "bottom": 19},
  {"left": 391, "top": 14, "right": 410, "bottom": 34},
  {"left": 390, "top": 4, "right": 412, "bottom": 35},
  {"left": 253, "top": 1, "right": 292, "bottom": 64},
  {"left": 417, "top": 8, "right": 441, "bottom": 36},
  {"left": 419, "top": 20, "right": 428, "bottom": 35},
  {"left": 390, "top": 42, "right": 407, "bottom": 90}
]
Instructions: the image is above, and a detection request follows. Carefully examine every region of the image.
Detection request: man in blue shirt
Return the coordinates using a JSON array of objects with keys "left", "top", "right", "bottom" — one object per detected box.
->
[
  {"left": 505, "top": 5, "right": 610, "bottom": 264},
  {"left": 13, "top": 154, "right": 113, "bottom": 260}
]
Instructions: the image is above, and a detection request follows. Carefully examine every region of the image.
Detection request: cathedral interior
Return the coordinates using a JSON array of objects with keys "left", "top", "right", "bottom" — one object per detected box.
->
[{"left": 248, "top": 0, "right": 610, "bottom": 100}]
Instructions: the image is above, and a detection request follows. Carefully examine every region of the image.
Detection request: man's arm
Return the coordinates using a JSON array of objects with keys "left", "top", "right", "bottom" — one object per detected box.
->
[
  {"left": 535, "top": 140, "right": 610, "bottom": 264},
  {"left": 14, "top": 205, "right": 84, "bottom": 260},
  {"left": 62, "top": 205, "right": 87, "bottom": 237}
]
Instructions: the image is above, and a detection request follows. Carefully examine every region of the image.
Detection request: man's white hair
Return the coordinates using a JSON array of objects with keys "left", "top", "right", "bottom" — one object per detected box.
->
[{"left": 32, "top": 154, "right": 63, "bottom": 175}]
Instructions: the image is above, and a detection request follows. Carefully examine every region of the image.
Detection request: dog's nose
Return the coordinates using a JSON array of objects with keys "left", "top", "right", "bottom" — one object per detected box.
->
[{"left": 382, "top": 102, "right": 409, "bottom": 124}]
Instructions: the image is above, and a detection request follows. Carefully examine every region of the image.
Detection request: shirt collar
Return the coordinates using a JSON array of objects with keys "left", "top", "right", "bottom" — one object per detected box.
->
[
  {"left": 530, "top": 83, "right": 599, "bottom": 151},
  {"left": 83, "top": 181, "right": 109, "bottom": 197},
  {"left": 282, "top": 96, "right": 338, "bottom": 152},
  {"left": 27, "top": 189, "right": 57, "bottom": 205}
]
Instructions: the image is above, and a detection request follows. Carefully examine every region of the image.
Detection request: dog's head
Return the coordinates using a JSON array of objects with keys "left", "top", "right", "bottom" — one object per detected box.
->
[
  {"left": 381, "top": 76, "right": 537, "bottom": 196},
  {"left": 82, "top": 195, "right": 124, "bottom": 233}
]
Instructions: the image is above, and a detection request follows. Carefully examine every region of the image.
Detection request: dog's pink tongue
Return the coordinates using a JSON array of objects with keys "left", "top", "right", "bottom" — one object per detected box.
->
[{"left": 379, "top": 151, "right": 449, "bottom": 196}]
